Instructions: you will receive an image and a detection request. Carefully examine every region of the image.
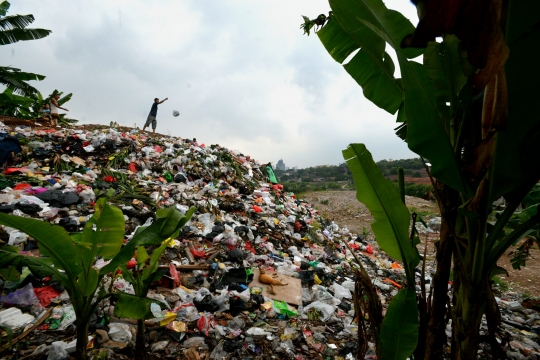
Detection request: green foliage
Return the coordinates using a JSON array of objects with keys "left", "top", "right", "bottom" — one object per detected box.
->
[
  {"left": 0, "top": 1, "right": 50, "bottom": 113},
  {"left": 380, "top": 288, "right": 419, "bottom": 360},
  {"left": 492, "top": 276, "right": 509, "bottom": 292},
  {"left": 320, "top": 199, "right": 330, "bottom": 205},
  {"left": 309, "top": 0, "right": 540, "bottom": 357},
  {"left": 0, "top": 191, "right": 195, "bottom": 360},
  {"left": 343, "top": 143, "right": 419, "bottom": 357}
]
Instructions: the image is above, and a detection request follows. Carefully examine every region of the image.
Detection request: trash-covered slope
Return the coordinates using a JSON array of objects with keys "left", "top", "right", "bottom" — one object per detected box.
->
[{"left": 0, "top": 121, "right": 538, "bottom": 359}]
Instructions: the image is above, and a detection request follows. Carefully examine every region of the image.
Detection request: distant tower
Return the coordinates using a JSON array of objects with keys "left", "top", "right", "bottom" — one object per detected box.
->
[{"left": 276, "top": 158, "right": 286, "bottom": 171}]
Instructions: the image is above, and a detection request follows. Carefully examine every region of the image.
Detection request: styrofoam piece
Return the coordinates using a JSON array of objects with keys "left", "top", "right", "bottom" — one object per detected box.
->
[
  {"left": 1, "top": 312, "right": 34, "bottom": 329},
  {"left": 0, "top": 307, "right": 21, "bottom": 323}
]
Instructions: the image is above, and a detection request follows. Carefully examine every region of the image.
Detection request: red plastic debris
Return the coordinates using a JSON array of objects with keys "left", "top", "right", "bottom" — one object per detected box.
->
[
  {"left": 34, "top": 286, "right": 61, "bottom": 307},
  {"left": 103, "top": 175, "right": 116, "bottom": 182},
  {"left": 169, "top": 263, "right": 180, "bottom": 288},
  {"left": 126, "top": 259, "right": 137, "bottom": 269},
  {"left": 252, "top": 205, "right": 262, "bottom": 213},
  {"left": 294, "top": 221, "right": 302, "bottom": 232},
  {"left": 190, "top": 248, "right": 206, "bottom": 258},
  {"left": 365, "top": 244, "right": 373, "bottom": 254},
  {"left": 13, "top": 183, "right": 31, "bottom": 191},
  {"left": 244, "top": 242, "right": 256, "bottom": 254},
  {"left": 128, "top": 162, "right": 138, "bottom": 172}
]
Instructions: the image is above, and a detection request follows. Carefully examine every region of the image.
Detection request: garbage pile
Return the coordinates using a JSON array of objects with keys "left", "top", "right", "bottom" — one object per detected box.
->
[{"left": 0, "top": 122, "right": 538, "bottom": 359}]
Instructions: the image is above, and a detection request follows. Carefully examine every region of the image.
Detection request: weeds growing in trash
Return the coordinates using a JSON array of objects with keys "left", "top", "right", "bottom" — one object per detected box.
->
[{"left": 0, "top": 190, "right": 195, "bottom": 360}]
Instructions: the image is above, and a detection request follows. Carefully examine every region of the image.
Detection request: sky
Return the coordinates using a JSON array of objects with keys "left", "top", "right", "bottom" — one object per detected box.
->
[{"left": 1, "top": 0, "right": 419, "bottom": 168}]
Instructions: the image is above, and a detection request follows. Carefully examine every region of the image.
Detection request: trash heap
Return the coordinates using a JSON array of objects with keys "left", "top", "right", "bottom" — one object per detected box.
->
[{"left": 0, "top": 122, "right": 538, "bottom": 359}]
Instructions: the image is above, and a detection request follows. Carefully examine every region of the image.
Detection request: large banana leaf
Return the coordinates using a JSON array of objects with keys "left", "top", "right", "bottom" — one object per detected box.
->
[
  {"left": 329, "top": 0, "right": 470, "bottom": 196},
  {"left": 0, "top": 213, "right": 81, "bottom": 277},
  {"left": 343, "top": 144, "right": 419, "bottom": 283},
  {"left": 380, "top": 287, "right": 419, "bottom": 360},
  {"left": 114, "top": 293, "right": 156, "bottom": 320},
  {"left": 99, "top": 206, "right": 195, "bottom": 275},
  {"left": 0, "top": 28, "right": 51, "bottom": 45},
  {"left": 317, "top": 16, "right": 403, "bottom": 114},
  {"left": 78, "top": 198, "right": 125, "bottom": 261},
  {"left": 493, "top": 3, "right": 540, "bottom": 200},
  {"left": 423, "top": 35, "right": 467, "bottom": 121}
]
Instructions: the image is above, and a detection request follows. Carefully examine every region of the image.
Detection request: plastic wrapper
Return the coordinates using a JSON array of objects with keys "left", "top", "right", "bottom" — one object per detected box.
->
[
  {"left": 331, "top": 283, "right": 352, "bottom": 301},
  {"left": 302, "top": 301, "right": 336, "bottom": 322},
  {"left": 47, "top": 341, "right": 68, "bottom": 360},
  {"left": 182, "top": 336, "right": 208, "bottom": 349},
  {"left": 108, "top": 323, "right": 133, "bottom": 342},
  {"left": 0, "top": 283, "right": 39, "bottom": 306}
]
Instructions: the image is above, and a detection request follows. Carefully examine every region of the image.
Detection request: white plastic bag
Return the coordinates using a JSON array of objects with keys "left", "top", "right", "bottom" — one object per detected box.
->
[
  {"left": 108, "top": 323, "right": 132, "bottom": 342},
  {"left": 331, "top": 283, "right": 352, "bottom": 301},
  {"left": 302, "top": 301, "right": 336, "bottom": 322},
  {"left": 47, "top": 341, "right": 68, "bottom": 360}
]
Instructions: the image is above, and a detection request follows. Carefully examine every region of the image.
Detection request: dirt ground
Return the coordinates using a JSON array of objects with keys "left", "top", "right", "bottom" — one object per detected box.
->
[{"left": 302, "top": 190, "right": 540, "bottom": 297}]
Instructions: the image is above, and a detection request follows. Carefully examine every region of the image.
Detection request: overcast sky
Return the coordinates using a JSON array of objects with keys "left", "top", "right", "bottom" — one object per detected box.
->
[{"left": 1, "top": 0, "right": 419, "bottom": 168}]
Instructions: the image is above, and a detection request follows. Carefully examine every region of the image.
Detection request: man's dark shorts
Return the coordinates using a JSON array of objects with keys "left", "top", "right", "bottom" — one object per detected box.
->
[{"left": 145, "top": 115, "right": 157, "bottom": 129}]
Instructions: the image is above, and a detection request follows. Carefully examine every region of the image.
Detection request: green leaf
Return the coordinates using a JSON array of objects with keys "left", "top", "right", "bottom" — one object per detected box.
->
[
  {"left": 380, "top": 287, "right": 419, "bottom": 360},
  {"left": 0, "top": 14, "right": 35, "bottom": 30},
  {"left": 333, "top": 0, "right": 470, "bottom": 195},
  {"left": 113, "top": 293, "right": 155, "bottom": 320},
  {"left": 0, "top": 1, "right": 10, "bottom": 17},
  {"left": 0, "top": 27, "right": 51, "bottom": 45},
  {"left": 524, "top": 184, "right": 540, "bottom": 207},
  {"left": 400, "top": 59, "right": 470, "bottom": 196},
  {"left": 137, "top": 246, "right": 149, "bottom": 266},
  {"left": 493, "top": 10, "right": 540, "bottom": 199},
  {"left": 141, "top": 242, "right": 168, "bottom": 287},
  {"left": 0, "top": 213, "right": 80, "bottom": 277},
  {"left": 343, "top": 144, "right": 419, "bottom": 283},
  {"left": 80, "top": 201, "right": 125, "bottom": 260},
  {"left": 78, "top": 267, "right": 99, "bottom": 297},
  {"left": 100, "top": 207, "right": 195, "bottom": 275},
  {"left": 317, "top": 13, "right": 402, "bottom": 114},
  {"left": 423, "top": 35, "right": 467, "bottom": 119}
]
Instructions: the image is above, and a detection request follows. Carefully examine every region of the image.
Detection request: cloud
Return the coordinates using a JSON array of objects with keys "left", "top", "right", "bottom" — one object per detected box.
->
[{"left": 1, "top": 0, "right": 418, "bottom": 167}]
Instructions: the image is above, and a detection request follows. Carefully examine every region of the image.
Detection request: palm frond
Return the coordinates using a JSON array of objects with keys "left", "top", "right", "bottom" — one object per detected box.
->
[
  {"left": 0, "top": 67, "right": 42, "bottom": 97},
  {"left": 0, "top": 1, "right": 10, "bottom": 17},
  {"left": 0, "top": 14, "right": 35, "bottom": 30},
  {"left": 0, "top": 28, "right": 51, "bottom": 45}
]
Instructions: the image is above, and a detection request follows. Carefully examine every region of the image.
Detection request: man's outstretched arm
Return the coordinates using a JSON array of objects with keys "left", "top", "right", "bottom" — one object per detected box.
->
[{"left": 159, "top": 97, "right": 168, "bottom": 104}]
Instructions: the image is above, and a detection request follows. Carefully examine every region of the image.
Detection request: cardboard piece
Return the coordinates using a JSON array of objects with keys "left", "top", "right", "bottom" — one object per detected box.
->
[{"left": 248, "top": 268, "right": 302, "bottom": 306}]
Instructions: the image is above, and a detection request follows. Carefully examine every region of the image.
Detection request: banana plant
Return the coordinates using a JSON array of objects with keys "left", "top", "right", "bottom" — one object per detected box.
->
[
  {"left": 116, "top": 206, "right": 195, "bottom": 360},
  {"left": 306, "top": 0, "right": 540, "bottom": 358},
  {"left": 0, "top": 190, "right": 194, "bottom": 360},
  {"left": 343, "top": 144, "right": 419, "bottom": 360}
]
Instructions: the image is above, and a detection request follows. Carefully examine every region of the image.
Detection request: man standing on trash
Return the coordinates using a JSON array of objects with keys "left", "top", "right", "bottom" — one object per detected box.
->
[
  {"left": 143, "top": 97, "right": 168, "bottom": 134},
  {"left": 50, "top": 94, "right": 68, "bottom": 127}
]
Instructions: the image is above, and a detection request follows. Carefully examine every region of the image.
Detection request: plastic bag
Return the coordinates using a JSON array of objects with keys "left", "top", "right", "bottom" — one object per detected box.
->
[
  {"left": 182, "top": 336, "right": 208, "bottom": 349},
  {"left": 108, "top": 323, "right": 133, "bottom": 342},
  {"left": 58, "top": 305, "right": 76, "bottom": 330},
  {"left": 0, "top": 283, "right": 39, "bottom": 306},
  {"left": 47, "top": 341, "right": 68, "bottom": 360},
  {"left": 176, "top": 306, "right": 201, "bottom": 322},
  {"left": 210, "top": 341, "right": 227, "bottom": 359},
  {"left": 331, "top": 283, "right": 352, "bottom": 301},
  {"left": 8, "top": 231, "right": 28, "bottom": 246},
  {"left": 302, "top": 301, "right": 335, "bottom": 322}
]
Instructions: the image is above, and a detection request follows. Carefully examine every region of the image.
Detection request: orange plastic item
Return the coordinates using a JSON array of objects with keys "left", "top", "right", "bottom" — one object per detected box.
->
[
  {"left": 391, "top": 262, "right": 402, "bottom": 269},
  {"left": 13, "top": 183, "right": 32, "bottom": 190},
  {"left": 383, "top": 278, "right": 402, "bottom": 289}
]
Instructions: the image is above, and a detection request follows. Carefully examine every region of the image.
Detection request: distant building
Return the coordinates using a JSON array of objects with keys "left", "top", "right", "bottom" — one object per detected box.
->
[{"left": 276, "top": 159, "right": 286, "bottom": 171}]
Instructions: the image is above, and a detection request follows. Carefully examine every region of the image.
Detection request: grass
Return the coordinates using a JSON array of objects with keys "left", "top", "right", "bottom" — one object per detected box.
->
[
  {"left": 320, "top": 199, "right": 330, "bottom": 205},
  {"left": 409, "top": 206, "right": 435, "bottom": 218},
  {"left": 493, "top": 276, "right": 509, "bottom": 292}
]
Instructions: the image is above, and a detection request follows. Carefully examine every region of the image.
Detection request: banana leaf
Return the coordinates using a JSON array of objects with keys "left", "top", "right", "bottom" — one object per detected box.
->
[{"left": 343, "top": 143, "right": 419, "bottom": 284}]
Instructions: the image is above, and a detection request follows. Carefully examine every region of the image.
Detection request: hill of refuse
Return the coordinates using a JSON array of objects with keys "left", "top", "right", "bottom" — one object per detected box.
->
[{"left": 0, "top": 120, "right": 537, "bottom": 359}]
